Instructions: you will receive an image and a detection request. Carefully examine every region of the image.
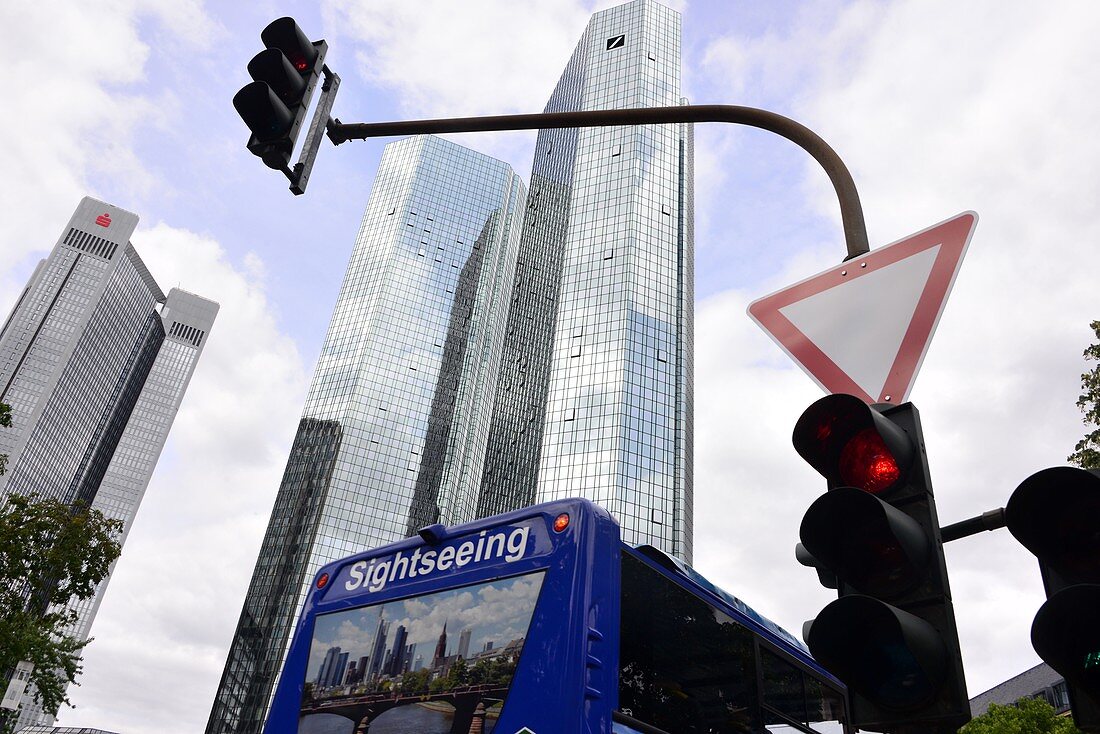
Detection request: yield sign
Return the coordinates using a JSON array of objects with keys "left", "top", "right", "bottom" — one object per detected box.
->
[{"left": 747, "top": 211, "right": 978, "bottom": 405}]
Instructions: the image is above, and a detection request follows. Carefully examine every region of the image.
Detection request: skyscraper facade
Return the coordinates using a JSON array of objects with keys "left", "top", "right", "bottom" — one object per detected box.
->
[
  {"left": 207, "top": 136, "right": 526, "bottom": 733},
  {"left": 0, "top": 197, "right": 217, "bottom": 728},
  {"left": 480, "top": 0, "right": 694, "bottom": 561}
]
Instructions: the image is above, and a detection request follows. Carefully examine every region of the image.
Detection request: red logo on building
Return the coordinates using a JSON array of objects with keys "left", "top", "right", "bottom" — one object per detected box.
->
[{"left": 95, "top": 212, "right": 112, "bottom": 228}]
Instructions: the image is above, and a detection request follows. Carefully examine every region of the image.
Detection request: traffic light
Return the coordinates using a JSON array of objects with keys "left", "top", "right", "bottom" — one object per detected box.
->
[
  {"left": 1006, "top": 467, "right": 1100, "bottom": 732},
  {"left": 233, "top": 17, "right": 327, "bottom": 172},
  {"left": 793, "top": 393, "right": 969, "bottom": 732}
]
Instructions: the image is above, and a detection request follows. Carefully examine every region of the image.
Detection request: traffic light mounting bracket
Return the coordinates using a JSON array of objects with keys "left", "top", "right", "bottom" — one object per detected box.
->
[{"left": 287, "top": 64, "right": 340, "bottom": 196}]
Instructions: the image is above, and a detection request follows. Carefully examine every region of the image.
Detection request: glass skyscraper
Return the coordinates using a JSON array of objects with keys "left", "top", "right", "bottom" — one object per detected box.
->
[
  {"left": 480, "top": 0, "right": 694, "bottom": 562},
  {"left": 0, "top": 197, "right": 218, "bottom": 729},
  {"left": 207, "top": 136, "right": 526, "bottom": 733}
]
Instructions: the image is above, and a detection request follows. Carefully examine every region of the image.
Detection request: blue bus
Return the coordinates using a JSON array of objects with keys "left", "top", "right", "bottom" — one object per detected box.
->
[{"left": 266, "top": 499, "right": 852, "bottom": 734}]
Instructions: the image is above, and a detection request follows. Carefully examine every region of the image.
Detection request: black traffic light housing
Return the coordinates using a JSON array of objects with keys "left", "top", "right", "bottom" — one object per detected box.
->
[
  {"left": 794, "top": 394, "right": 969, "bottom": 733},
  {"left": 233, "top": 17, "right": 339, "bottom": 193},
  {"left": 1007, "top": 467, "right": 1100, "bottom": 732}
]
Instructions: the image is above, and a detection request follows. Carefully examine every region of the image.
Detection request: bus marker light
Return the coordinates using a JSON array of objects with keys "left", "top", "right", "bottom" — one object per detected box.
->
[
  {"left": 316, "top": 572, "right": 329, "bottom": 589},
  {"left": 553, "top": 513, "right": 570, "bottom": 532}
]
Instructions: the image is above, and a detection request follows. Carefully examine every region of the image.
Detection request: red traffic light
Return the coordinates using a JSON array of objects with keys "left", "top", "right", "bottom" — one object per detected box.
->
[
  {"left": 794, "top": 394, "right": 914, "bottom": 495},
  {"left": 234, "top": 17, "right": 328, "bottom": 175},
  {"left": 261, "top": 17, "right": 318, "bottom": 73},
  {"left": 839, "top": 428, "right": 901, "bottom": 494},
  {"left": 795, "top": 398, "right": 969, "bottom": 730}
]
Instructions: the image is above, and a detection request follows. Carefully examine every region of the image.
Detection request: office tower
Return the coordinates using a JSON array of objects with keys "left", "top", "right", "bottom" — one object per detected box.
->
[
  {"left": 457, "top": 627, "right": 472, "bottom": 660},
  {"left": 207, "top": 135, "right": 526, "bottom": 733},
  {"left": 432, "top": 622, "right": 449, "bottom": 669},
  {"left": 0, "top": 197, "right": 217, "bottom": 728},
  {"left": 388, "top": 625, "right": 408, "bottom": 676},
  {"left": 479, "top": 0, "right": 694, "bottom": 562},
  {"left": 315, "top": 647, "right": 340, "bottom": 688},
  {"left": 367, "top": 618, "right": 389, "bottom": 681},
  {"left": 333, "top": 653, "right": 349, "bottom": 688}
]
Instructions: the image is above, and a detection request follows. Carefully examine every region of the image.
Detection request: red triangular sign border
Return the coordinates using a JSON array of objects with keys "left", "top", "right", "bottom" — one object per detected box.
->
[{"left": 747, "top": 211, "right": 978, "bottom": 404}]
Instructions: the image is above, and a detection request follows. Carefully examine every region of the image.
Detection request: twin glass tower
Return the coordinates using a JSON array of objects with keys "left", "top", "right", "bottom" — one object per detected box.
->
[{"left": 208, "top": 1, "right": 692, "bottom": 730}]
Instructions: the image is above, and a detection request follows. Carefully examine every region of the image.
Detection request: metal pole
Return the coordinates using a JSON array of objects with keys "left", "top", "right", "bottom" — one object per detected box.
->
[
  {"left": 326, "top": 105, "right": 870, "bottom": 259},
  {"left": 940, "top": 508, "right": 1007, "bottom": 543}
]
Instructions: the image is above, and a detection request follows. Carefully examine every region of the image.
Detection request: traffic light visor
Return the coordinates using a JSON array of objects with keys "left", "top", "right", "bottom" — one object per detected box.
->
[
  {"left": 793, "top": 394, "right": 914, "bottom": 495},
  {"left": 261, "top": 17, "right": 318, "bottom": 72},
  {"left": 233, "top": 81, "right": 294, "bottom": 141},
  {"left": 1032, "top": 584, "right": 1100, "bottom": 696},
  {"left": 800, "top": 487, "right": 930, "bottom": 598},
  {"left": 807, "top": 595, "right": 947, "bottom": 710},
  {"left": 248, "top": 48, "right": 307, "bottom": 104},
  {"left": 1006, "top": 467, "right": 1100, "bottom": 584}
]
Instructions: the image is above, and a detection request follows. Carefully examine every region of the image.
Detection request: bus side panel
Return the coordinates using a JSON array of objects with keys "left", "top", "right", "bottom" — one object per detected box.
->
[
  {"left": 582, "top": 507, "right": 623, "bottom": 733},
  {"left": 266, "top": 578, "right": 326, "bottom": 731},
  {"left": 492, "top": 503, "right": 622, "bottom": 733}
]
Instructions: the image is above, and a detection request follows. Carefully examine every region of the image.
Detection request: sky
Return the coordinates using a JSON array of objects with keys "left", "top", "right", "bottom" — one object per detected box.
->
[{"left": 3, "top": 1, "right": 1100, "bottom": 731}]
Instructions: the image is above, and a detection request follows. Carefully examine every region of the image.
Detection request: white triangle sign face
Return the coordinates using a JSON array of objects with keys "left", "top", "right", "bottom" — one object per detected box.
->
[{"left": 747, "top": 211, "right": 978, "bottom": 404}]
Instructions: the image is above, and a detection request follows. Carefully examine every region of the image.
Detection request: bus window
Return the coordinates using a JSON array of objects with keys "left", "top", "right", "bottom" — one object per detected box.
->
[
  {"left": 297, "top": 570, "right": 544, "bottom": 734},
  {"left": 762, "top": 646, "right": 807, "bottom": 727},
  {"left": 619, "top": 553, "right": 761, "bottom": 733},
  {"left": 761, "top": 647, "right": 847, "bottom": 733}
]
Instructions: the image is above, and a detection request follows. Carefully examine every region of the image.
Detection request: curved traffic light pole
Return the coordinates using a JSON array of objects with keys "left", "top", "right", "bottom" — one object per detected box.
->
[
  {"left": 324, "top": 105, "right": 871, "bottom": 261},
  {"left": 323, "top": 103, "right": 1022, "bottom": 543}
]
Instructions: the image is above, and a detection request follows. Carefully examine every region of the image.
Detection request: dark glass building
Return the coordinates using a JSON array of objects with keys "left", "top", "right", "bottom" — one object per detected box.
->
[{"left": 0, "top": 197, "right": 217, "bottom": 728}]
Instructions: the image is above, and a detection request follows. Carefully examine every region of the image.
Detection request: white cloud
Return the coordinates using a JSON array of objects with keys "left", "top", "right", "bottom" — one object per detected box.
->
[
  {"left": 318, "top": 0, "right": 603, "bottom": 178},
  {"left": 322, "top": 0, "right": 593, "bottom": 118},
  {"left": 0, "top": 1, "right": 220, "bottom": 282}
]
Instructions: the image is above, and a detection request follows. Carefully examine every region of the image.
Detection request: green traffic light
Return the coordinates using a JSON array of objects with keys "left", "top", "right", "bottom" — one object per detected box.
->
[{"left": 1085, "top": 650, "right": 1100, "bottom": 670}]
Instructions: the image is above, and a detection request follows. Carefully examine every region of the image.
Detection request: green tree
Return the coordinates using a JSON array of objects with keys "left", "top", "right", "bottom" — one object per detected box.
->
[
  {"left": 1069, "top": 320, "right": 1100, "bottom": 469},
  {"left": 469, "top": 659, "right": 492, "bottom": 685},
  {"left": 399, "top": 668, "right": 431, "bottom": 694},
  {"left": 959, "top": 697, "right": 1081, "bottom": 734},
  {"left": 446, "top": 656, "right": 469, "bottom": 688},
  {"left": 0, "top": 493, "right": 123, "bottom": 730}
]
